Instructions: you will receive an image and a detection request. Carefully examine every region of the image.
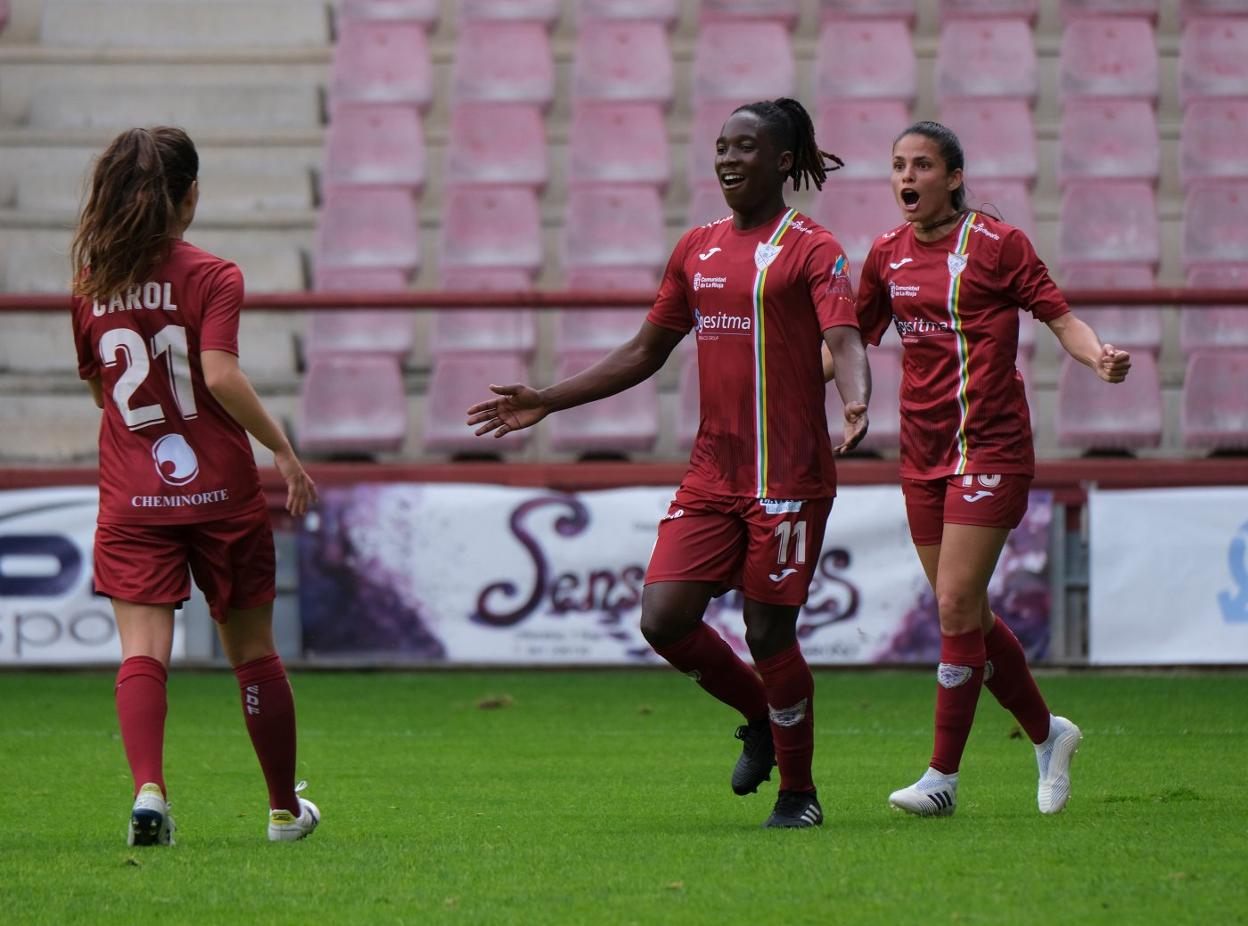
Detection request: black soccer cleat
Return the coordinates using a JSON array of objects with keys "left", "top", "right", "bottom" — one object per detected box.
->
[
  {"left": 763, "top": 789, "right": 824, "bottom": 829},
  {"left": 732, "top": 718, "right": 776, "bottom": 795}
]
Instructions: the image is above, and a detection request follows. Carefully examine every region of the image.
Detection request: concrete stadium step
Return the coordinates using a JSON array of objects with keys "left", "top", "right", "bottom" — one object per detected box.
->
[{"left": 40, "top": 0, "right": 330, "bottom": 49}]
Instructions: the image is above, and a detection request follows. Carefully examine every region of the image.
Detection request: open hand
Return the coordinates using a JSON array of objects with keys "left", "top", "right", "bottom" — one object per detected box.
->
[
  {"left": 1096, "top": 343, "right": 1131, "bottom": 383},
  {"left": 274, "top": 448, "right": 317, "bottom": 516},
  {"left": 466, "top": 383, "right": 549, "bottom": 438},
  {"left": 834, "top": 401, "right": 868, "bottom": 454}
]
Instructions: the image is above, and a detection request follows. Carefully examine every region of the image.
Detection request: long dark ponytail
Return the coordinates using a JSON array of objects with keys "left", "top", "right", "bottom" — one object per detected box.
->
[{"left": 733, "top": 98, "right": 844, "bottom": 191}]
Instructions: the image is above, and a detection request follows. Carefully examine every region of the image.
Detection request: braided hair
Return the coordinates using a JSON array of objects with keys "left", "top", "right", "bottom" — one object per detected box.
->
[{"left": 732, "top": 98, "right": 843, "bottom": 192}]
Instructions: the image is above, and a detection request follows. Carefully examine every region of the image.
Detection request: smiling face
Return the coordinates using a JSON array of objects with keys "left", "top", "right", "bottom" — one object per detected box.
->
[
  {"left": 715, "top": 110, "right": 793, "bottom": 223},
  {"left": 891, "top": 133, "right": 964, "bottom": 228}
]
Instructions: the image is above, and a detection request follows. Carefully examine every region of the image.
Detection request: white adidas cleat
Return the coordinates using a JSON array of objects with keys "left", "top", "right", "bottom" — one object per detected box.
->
[
  {"left": 127, "top": 782, "right": 175, "bottom": 846},
  {"left": 888, "top": 767, "right": 959, "bottom": 817},
  {"left": 268, "top": 781, "right": 320, "bottom": 842},
  {"left": 1036, "top": 715, "right": 1082, "bottom": 814}
]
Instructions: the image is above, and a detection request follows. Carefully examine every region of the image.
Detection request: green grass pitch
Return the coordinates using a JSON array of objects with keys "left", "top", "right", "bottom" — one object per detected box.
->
[{"left": 0, "top": 670, "right": 1244, "bottom": 926}]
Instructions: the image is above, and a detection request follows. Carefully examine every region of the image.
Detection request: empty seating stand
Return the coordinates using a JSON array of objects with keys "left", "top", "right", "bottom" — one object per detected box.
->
[
  {"left": 331, "top": 20, "right": 433, "bottom": 110},
  {"left": 549, "top": 350, "right": 658, "bottom": 455},
  {"left": 692, "top": 22, "right": 795, "bottom": 104},
  {"left": 577, "top": 0, "right": 679, "bottom": 26},
  {"left": 1059, "top": 100, "right": 1160, "bottom": 186},
  {"left": 819, "top": 0, "right": 916, "bottom": 24},
  {"left": 1180, "top": 265, "right": 1248, "bottom": 352},
  {"left": 816, "top": 101, "right": 911, "bottom": 181},
  {"left": 1056, "top": 351, "right": 1162, "bottom": 451},
  {"left": 41, "top": 0, "right": 329, "bottom": 47},
  {"left": 1182, "top": 350, "right": 1248, "bottom": 452},
  {"left": 1061, "top": 0, "right": 1159, "bottom": 19},
  {"left": 1059, "top": 182, "right": 1159, "bottom": 268},
  {"left": 337, "top": 0, "right": 440, "bottom": 25},
  {"left": 453, "top": 21, "right": 554, "bottom": 108},
  {"left": 939, "top": 99, "right": 1037, "bottom": 184},
  {"left": 844, "top": 345, "right": 901, "bottom": 453},
  {"left": 458, "top": 0, "right": 560, "bottom": 25},
  {"left": 1183, "top": 181, "right": 1248, "bottom": 269},
  {"left": 816, "top": 18, "right": 916, "bottom": 104},
  {"left": 324, "top": 104, "right": 426, "bottom": 193},
  {"left": 439, "top": 186, "right": 543, "bottom": 277},
  {"left": 298, "top": 356, "right": 407, "bottom": 456},
  {"left": 304, "top": 271, "right": 414, "bottom": 363},
  {"left": 430, "top": 269, "right": 537, "bottom": 362},
  {"left": 699, "top": 0, "right": 799, "bottom": 28},
  {"left": 1061, "top": 264, "right": 1163, "bottom": 354},
  {"left": 315, "top": 188, "right": 421, "bottom": 278},
  {"left": 940, "top": 0, "right": 1038, "bottom": 20},
  {"left": 810, "top": 182, "right": 898, "bottom": 287},
  {"left": 569, "top": 103, "right": 669, "bottom": 189},
  {"left": 1180, "top": 16, "right": 1248, "bottom": 102},
  {"left": 557, "top": 268, "right": 657, "bottom": 353},
  {"left": 1059, "top": 17, "right": 1159, "bottom": 102},
  {"left": 937, "top": 20, "right": 1037, "bottom": 102},
  {"left": 423, "top": 352, "right": 531, "bottom": 454},
  {"left": 28, "top": 84, "right": 320, "bottom": 132},
  {"left": 562, "top": 186, "right": 667, "bottom": 273},
  {"left": 446, "top": 103, "right": 548, "bottom": 190},
  {"left": 573, "top": 20, "right": 673, "bottom": 106},
  {"left": 1180, "top": 99, "right": 1248, "bottom": 188}
]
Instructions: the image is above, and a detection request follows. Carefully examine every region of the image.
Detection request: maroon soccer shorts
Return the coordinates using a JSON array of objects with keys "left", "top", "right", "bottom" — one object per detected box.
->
[
  {"left": 645, "top": 485, "right": 834, "bottom": 607},
  {"left": 901, "top": 473, "right": 1032, "bottom": 546},
  {"left": 93, "top": 508, "right": 276, "bottom": 623}
]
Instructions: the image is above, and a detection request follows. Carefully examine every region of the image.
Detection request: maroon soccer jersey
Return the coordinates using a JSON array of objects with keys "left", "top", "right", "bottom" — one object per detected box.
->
[
  {"left": 648, "top": 207, "right": 857, "bottom": 499},
  {"left": 856, "top": 212, "right": 1069, "bottom": 480},
  {"left": 72, "top": 240, "right": 266, "bottom": 525}
]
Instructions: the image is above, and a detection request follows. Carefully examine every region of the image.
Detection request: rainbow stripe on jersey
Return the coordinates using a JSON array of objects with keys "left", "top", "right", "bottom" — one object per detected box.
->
[
  {"left": 945, "top": 212, "right": 977, "bottom": 475},
  {"left": 752, "top": 207, "right": 798, "bottom": 498}
]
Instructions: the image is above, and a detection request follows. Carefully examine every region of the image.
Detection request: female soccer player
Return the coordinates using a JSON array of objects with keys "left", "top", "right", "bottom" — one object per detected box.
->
[
  {"left": 70, "top": 127, "right": 320, "bottom": 845},
  {"left": 468, "top": 98, "right": 869, "bottom": 828},
  {"left": 853, "top": 121, "right": 1130, "bottom": 817}
]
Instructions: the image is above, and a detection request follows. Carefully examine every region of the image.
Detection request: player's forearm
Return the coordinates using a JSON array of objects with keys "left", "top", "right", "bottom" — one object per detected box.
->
[
  {"left": 539, "top": 340, "right": 666, "bottom": 413},
  {"left": 1049, "top": 314, "right": 1104, "bottom": 368},
  {"left": 827, "top": 330, "right": 871, "bottom": 407},
  {"left": 205, "top": 367, "right": 292, "bottom": 455}
]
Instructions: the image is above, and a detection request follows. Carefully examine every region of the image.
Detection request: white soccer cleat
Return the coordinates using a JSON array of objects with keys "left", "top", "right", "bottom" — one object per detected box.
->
[
  {"left": 888, "top": 767, "right": 958, "bottom": 817},
  {"left": 268, "top": 781, "right": 320, "bottom": 842},
  {"left": 127, "top": 782, "right": 175, "bottom": 846},
  {"left": 1036, "top": 715, "right": 1082, "bottom": 814}
]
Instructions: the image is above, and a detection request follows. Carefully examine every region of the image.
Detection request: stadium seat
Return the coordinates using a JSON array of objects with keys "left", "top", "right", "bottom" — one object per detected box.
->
[
  {"left": 324, "top": 104, "right": 426, "bottom": 193},
  {"left": 936, "top": 19, "right": 1037, "bottom": 102},
  {"left": 316, "top": 188, "right": 421, "bottom": 276},
  {"left": 439, "top": 186, "right": 543, "bottom": 276},
  {"left": 938, "top": 99, "right": 1037, "bottom": 184},
  {"left": 848, "top": 345, "right": 901, "bottom": 453},
  {"left": 819, "top": 0, "right": 916, "bottom": 24},
  {"left": 809, "top": 181, "right": 898, "bottom": 287},
  {"left": 458, "top": 0, "right": 560, "bottom": 25},
  {"left": 815, "top": 101, "right": 911, "bottom": 181},
  {"left": 1183, "top": 181, "right": 1248, "bottom": 269},
  {"left": 576, "top": 0, "right": 679, "bottom": 25},
  {"left": 304, "top": 270, "right": 414, "bottom": 362},
  {"left": 1180, "top": 99, "right": 1248, "bottom": 189},
  {"left": 676, "top": 353, "right": 700, "bottom": 451},
  {"left": 688, "top": 182, "right": 731, "bottom": 228},
  {"left": 549, "top": 350, "right": 658, "bottom": 454},
  {"left": 569, "top": 102, "right": 669, "bottom": 189},
  {"left": 815, "top": 18, "right": 916, "bottom": 104},
  {"left": 692, "top": 22, "right": 795, "bottom": 104},
  {"left": 423, "top": 352, "right": 531, "bottom": 454},
  {"left": 699, "top": 0, "right": 799, "bottom": 28},
  {"left": 28, "top": 83, "right": 320, "bottom": 132},
  {"left": 687, "top": 103, "right": 731, "bottom": 190},
  {"left": 562, "top": 185, "right": 667, "bottom": 272},
  {"left": 452, "top": 21, "right": 554, "bottom": 108},
  {"left": 445, "top": 103, "right": 548, "bottom": 190},
  {"left": 337, "top": 0, "right": 440, "bottom": 24},
  {"left": 1181, "top": 0, "right": 1248, "bottom": 16},
  {"left": 572, "top": 21, "right": 674, "bottom": 106},
  {"left": 1058, "top": 181, "right": 1159, "bottom": 268},
  {"left": 1055, "top": 351, "right": 1161, "bottom": 451},
  {"left": 1180, "top": 17, "right": 1248, "bottom": 102},
  {"left": 940, "top": 0, "right": 1038, "bottom": 21},
  {"left": 557, "top": 268, "right": 657, "bottom": 352},
  {"left": 430, "top": 269, "right": 537, "bottom": 362},
  {"left": 297, "top": 356, "right": 407, "bottom": 455},
  {"left": 1059, "top": 17, "right": 1159, "bottom": 102},
  {"left": 1182, "top": 349, "right": 1248, "bottom": 451},
  {"left": 40, "top": 0, "right": 329, "bottom": 47},
  {"left": 1058, "top": 99, "right": 1160, "bottom": 186},
  {"left": 970, "top": 180, "right": 1035, "bottom": 240},
  {"left": 1061, "top": 0, "right": 1159, "bottom": 18},
  {"left": 1061, "top": 264, "right": 1163, "bottom": 354},
  {"left": 313, "top": 267, "right": 409, "bottom": 291},
  {"left": 331, "top": 21, "right": 433, "bottom": 110},
  {"left": 1180, "top": 265, "right": 1248, "bottom": 352}
]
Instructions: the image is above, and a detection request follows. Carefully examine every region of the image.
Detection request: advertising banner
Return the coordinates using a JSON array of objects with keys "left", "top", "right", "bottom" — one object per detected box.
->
[
  {"left": 1090, "top": 487, "right": 1248, "bottom": 664},
  {"left": 298, "top": 484, "right": 1052, "bottom": 665}
]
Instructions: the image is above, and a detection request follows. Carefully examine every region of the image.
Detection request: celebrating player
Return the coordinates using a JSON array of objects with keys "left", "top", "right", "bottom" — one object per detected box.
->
[
  {"left": 853, "top": 121, "right": 1130, "bottom": 817},
  {"left": 468, "top": 98, "right": 868, "bottom": 828},
  {"left": 70, "top": 127, "right": 321, "bottom": 845}
]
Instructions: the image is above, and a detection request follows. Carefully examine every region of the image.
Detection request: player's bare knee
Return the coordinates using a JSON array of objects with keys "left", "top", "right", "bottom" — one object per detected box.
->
[
  {"left": 936, "top": 588, "right": 982, "bottom": 633},
  {"left": 639, "top": 609, "right": 690, "bottom": 648}
]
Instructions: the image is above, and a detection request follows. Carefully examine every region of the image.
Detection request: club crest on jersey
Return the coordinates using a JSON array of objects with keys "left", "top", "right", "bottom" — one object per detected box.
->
[
  {"left": 754, "top": 242, "right": 783, "bottom": 272},
  {"left": 947, "top": 252, "right": 968, "bottom": 278}
]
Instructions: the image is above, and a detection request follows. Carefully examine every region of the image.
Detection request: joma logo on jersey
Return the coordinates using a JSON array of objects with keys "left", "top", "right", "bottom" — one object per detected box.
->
[
  {"left": 694, "top": 309, "right": 751, "bottom": 337},
  {"left": 692, "top": 272, "right": 727, "bottom": 292}
]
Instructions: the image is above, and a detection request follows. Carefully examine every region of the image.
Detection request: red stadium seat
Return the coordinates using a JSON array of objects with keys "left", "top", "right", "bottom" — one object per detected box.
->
[
  {"left": 676, "top": 351, "right": 700, "bottom": 452},
  {"left": 1180, "top": 17, "right": 1248, "bottom": 102},
  {"left": 1180, "top": 265, "right": 1248, "bottom": 352},
  {"left": 809, "top": 181, "right": 898, "bottom": 288},
  {"left": 1061, "top": 0, "right": 1159, "bottom": 19},
  {"left": 298, "top": 356, "right": 407, "bottom": 455},
  {"left": 1180, "top": 99, "right": 1248, "bottom": 189},
  {"left": 1059, "top": 17, "right": 1159, "bottom": 102},
  {"left": 562, "top": 185, "right": 667, "bottom": 272},
  {"left": 324, "top": 104, "right": 425, "bottom": 193},
  {"left": 816, "top": 100, "right": 911, "bottom": 181},
  {"left": 330, "top": 20, "right": 432, "bottom": 110},
  {"left": 1058, "top": 99, "right": 1160, "bottom": 187},
  {"left": 452, "top": 21, "right": 554, "bottom": 107},
  {"left": 430, "top": 269, "right": 537, "bottom": 362},
  {"left": 1182, "top": 349, "right": 1248, "bottom": 451},
  {"left": 569, "top": 102, "right": 669, "bottom": 189},
  {"left": 313, "top": 267, "right": 408, "bottom": 291},
  {"left": 816, "top": 18, "right": 916, "bottom": 104},
  {"left": 577, "top": 0, "right": 679, "bottom": 25},
  {"left": 936, "top": 19, "right": 1036, "bottom": 102},
  {"left": 549, "top": 350, "right": 659, "bottom": 454},
  {"left": 1061, "top": 264, "right": 1162, "bottom": 355},
  {"left": 445, "top": 103, "right": 547, "bottom": 190},
  {"left": 337, "top": 0, "right": 440, "bottom": 23},
  {"left": 423, "top": 352, "right": 531, "bottom": 454},
  {"left": 1056, "top": 351, "right": 1162, "bottom": 451},
  {"left": 1059, "top": 181, "right": 1159, "bottom": 268},
  {"left": 688, "top": 182, "right": 731, "bottom": 228},
  {"left": 557, "top": 268, "right": 657, "bottom": 352},
  {"left": 1183, "top": 181, "right": 1248, "bottom": 269},
  {"left": 687, "top": 103, "right": 730, "bottom": 190},
  {"left": 939, "top": 99, "right": 1036, "bottom": 184},
  {"left": 848, "top": 345, "right": 901, "bottom": 454},
  {"left": 970, "top": 180, "right": 1035, "bottom": 240},
  {"left": 699, "top": 0, "right": 799, "bottom": 28},
  {"left": 440, "top": 186, "right": 543, "bottom": 276},
  {"left": 304, "top": 270, "right": 414, "bottom": 362},
  {"left": 458, "top": 0, "right": 560, "bottom": 25},
  {"left": 573, "top": 20, "right": 674, "bottom": 106},
  {"left": 940, "top": 0, "right": 1038, "bottom": 21},
  {"left": 316, "top": 188, "right": 421, "bottom": 276},
  {"left": 819, "top": 0, "right": 916, "bottom": 24},
  {"left": 693, "top": 22, "right": 795, "bottom": 104}
]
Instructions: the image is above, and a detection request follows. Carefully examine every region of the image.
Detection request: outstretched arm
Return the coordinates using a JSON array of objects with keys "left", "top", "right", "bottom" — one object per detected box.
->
[
  {"left": 822, "top": 324, "right": 870, "bottom": 454},
  {"left": 467, "top": 321, "right": 686, "bottom": 439},
  {"left": 1047, "top": 313, "right": 1131, "bottom": 383}
]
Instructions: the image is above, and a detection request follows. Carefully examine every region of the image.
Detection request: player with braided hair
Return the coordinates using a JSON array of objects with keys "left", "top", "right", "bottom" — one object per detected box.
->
[{"left": 468, "top": 98, "right": 867, "bottom": 828}]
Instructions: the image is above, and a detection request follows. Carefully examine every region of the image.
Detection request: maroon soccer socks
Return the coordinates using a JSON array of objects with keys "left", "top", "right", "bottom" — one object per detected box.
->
[
  {"left": 115, "top": 655, "right": 169, "bottom": 797},
  {"left": 233, "top": 654, "right": 300, "bottom": 814},
  {"left": 654, "top": 623, "right": 769, "bottom": 723},
  {"left": 930, "top": 629, "right": 986, "bottom": 775},
  {"left": 984, "top": 615, "right": 1052, "bottom": 744},
  {"left": 756, "top": 644, "right": 816, "bottom": 793}
]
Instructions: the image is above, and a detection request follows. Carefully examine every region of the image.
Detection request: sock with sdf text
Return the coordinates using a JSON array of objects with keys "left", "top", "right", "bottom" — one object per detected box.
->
[
  {"left": 930, "top": 629, "right": 986, "bottom": 775},
  {"left": 756, "top": 644, "right": 816, "bottom": 793},
  {"left": 984, "top": 615, "right": 1052, "bottom": 745},
  {"left": 115, "top": 656, "right": 169, "bottom": 798},
  {"left": 233, "top": 654, "right": 300, "bottom": 815},
  {"left": 654, "top": 623, "right": 769, "bottom": 722}
]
